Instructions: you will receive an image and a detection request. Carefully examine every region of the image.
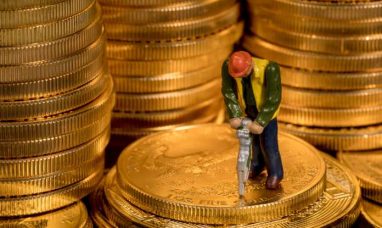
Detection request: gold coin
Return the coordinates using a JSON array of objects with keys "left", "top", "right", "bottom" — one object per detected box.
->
[
  {"left": 0, "top": 10, "right": 103, "bottom": 65},
  {"left": 0, "top": 201, "right": 90, "bottom": 228},
  {"left": 0, "top": 78, "right": 113, "bottom": 140},
  {"left": 0, "top": 113, "right": 110, "bottom": 159},
  {"left": 113, "top": 64, "right": 220, "bottom": 93},
  {"left": 98, "top": 0, "right": 195, "bottom": 7},
  {"left": 112, "top": 97, "right": 221, "bottom": 127},
  {"left": 0, "top": 0, "right": 64, "bottom": 10},
  {"left": 102, "top": 0, "right": 236, "bottom": 25},
  {"left": 0, "top": 74, "right": 111, "bottom": 121},
  {"left": 279, "top": 104, "right": 382, "bottom": 127},
  {"left": 106, "top": 22, "right": 242, "bottom": 60},
  {"left": 279, "top": 122, "right": 382, "bottom": 152},
  {"left": 108, "top": 46, "right": 231, "bottom": 76},
  {"left": 116, "top": 124, "right": 326, "bottom": 224},
  {"left": 114, "top": 79, "right": 220, "bottom": 112},
  {"left": 282, "top": 86, "right": 382, "bottom": 108},
  {"left": 0, "top": 168, "right": 103, "bottom": 217},
  {"left": 243, "top": 35, "right": 382, "bottom": 72},
  {"left": 248, "top": 0, "right": 382, "bottom": 21},
  {"left": 0, "top": 157, "right": 103, "bottom": 197},
  {"left": 252, "top": 20, "right": 382, "bottom": 55},
  {"left": 104, "top": 152, "right": 359, "bottom": 227},
  {"left": 361, "top": 200, "right": 382, "bottom": 228},
  {"left": 281, "top": 66, "right": 382, "bottom": 91},
  {"left": 0, "top": 2, "right": 99, "bottom": 46},
  {"left": 104, "top": 3, "right": 240, "bottom": 41},
  {"left": 0, "top": 128, "right": 108, "bottom": 179},
  {"left": 0, "top": 0, "right": 94, "bottom": 28},
  {"left": 338, "top": 150, "right": 382, "bottom": 203}
]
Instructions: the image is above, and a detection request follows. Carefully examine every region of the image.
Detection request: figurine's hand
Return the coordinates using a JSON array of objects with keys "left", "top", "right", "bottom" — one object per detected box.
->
[
  {"left": 229, "top": 118, "right": 242, "bottom": 129},
  {"left": 248, "top": 121, "right": 264, "bottom": 134}
]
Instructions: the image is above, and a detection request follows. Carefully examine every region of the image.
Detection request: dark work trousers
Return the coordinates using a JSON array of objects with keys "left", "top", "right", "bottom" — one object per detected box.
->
[{"left": 245, "top": 106, "right": 284, "bottom": 179}]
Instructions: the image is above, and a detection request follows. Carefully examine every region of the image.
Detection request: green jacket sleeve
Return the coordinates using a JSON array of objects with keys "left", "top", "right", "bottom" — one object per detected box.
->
[
  {"left": 255, "top": 62, "right": 282, "bottom": 127},
  {"left": 221, "top": 60, "right": 243, "bottom": 119}
]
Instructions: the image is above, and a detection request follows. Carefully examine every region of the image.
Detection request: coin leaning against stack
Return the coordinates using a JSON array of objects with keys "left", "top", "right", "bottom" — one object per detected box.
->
[
  {"left": 98, "top": 0, "right": 243, "bottom": 156},
  {"left": 88, "top": 124, "right": 361, "bottom": 227},
  {"left": 0, "top": 0, "right": 114, "bottom": 222},
  {"left": 243, "top": 0, "right": 382, "bottom": 152}
]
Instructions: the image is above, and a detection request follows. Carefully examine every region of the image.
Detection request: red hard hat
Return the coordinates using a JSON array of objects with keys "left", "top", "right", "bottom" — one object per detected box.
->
[{"left": 228, "top": 51, "right": 252, "bottom": 78}]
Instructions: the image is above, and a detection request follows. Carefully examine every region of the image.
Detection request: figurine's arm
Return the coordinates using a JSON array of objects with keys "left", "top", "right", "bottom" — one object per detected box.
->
[
  {"left": 255, "top": 62, "right": 281, "bottom": 127},
  {"left": 221, "top": 60, "right": 243, "bottom": 119}
]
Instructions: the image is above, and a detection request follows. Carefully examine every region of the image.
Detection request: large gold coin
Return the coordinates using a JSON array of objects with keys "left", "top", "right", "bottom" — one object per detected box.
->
[
  {"left": 279, "top": 122, "right": 382, "bottom": 151},
  {"left": 338, "top": 150, "right": 382, "bottom": 203},
  {"left": 98, "top": 0, "right": 194, "bottom": 7},
  {"left": 116, "top": 124, "right": 326, "bottom": 224},
  {"left": 0, "top": 0, "right": 64, "bottom": 10},
  {"left": 281, "top": 66, "right": 382, "bottom": 91},
  {"left": 0, "top": 201, "right": 90, "bottom": 228},
  {"left": 361, "top": 200, "right": 382, "bottom": 228},
  {"left": 105, "top": 153, "right": 360, "bottom": 227}
]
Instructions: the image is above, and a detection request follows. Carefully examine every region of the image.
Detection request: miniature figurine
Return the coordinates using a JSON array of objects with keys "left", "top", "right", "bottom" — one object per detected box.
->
[{"left": 221, "top": 51, "right": 284, "bottom": 190}]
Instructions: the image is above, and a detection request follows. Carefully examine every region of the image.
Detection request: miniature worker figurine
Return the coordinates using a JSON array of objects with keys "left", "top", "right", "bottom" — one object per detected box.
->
[{"left": 221, "top": 51, "right": 284, "bottom": 189}]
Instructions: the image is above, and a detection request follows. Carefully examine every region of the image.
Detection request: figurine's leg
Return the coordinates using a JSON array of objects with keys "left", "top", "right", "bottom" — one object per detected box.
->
[
  {"left": 259, "top": 119, "right": 284, "bottom": 189},
  {"left": 250, "top": 134, "right": 265, "bottom": 177}
]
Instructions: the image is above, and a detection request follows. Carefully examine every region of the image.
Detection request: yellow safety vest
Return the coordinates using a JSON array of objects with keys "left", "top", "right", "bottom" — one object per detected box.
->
[{"left": 234, "top": 57, "right": 280, "bottom": 119}]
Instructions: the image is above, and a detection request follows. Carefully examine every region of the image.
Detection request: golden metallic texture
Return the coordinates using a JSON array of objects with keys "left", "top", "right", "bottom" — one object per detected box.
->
[
  {"left": 338, "top": 150, "right": 382, "bottom": 203},
  {"left": 98, "top": 0, "right": 195, "bottom": 7},
  {"left": 105, "top": 153, "right": 359, "bottom": 227},
  {"left": 282, "top": 86, "right": 382, "bottom": 108},
  {"left": 281, "top": 67, "right": 382, "bottom": 91},
  {"left": 106, "top": 23, "right": 242, "bottom": 60},
  {"left": 0, "top": 0, "right": 64, "bottom": 10},
  {"left": 0, "top": 113, "right": 111, "bottom": 159},
  {"left": 114, "top": 79, "right": 220, "bottom": 112},
  {"left": 279, "top": 122, "right": 382, "bottom": 152},
  {"left": 0, "top": 0, "right": 93, "bottom": 28},
  {"left": 0, "top": 168, "right": 103, "bottom": 217},
  {"left": 104, "top": 3, "right": 240, "bottom": 41},
  {"left": 0, "top": 157, "right": 104, "bottom": 197},
  {"left": 116, "top": 124, "right": 326, "bottom": 224},
  {"left": 0, "top": 128, "right": 108, "bottom": 179},
  {"left": 0, "top": 32, "right": 105, "bottom": 82},
  {"left": 0, "top": 2, "right": 99, "bottom": 46},
  {"left": 108, "top": 47, "right": 231, "bottom": 76},
  {"left": 102, "top": 0, "right": 236, "bottom": 25},
  {"left": 112, "top": 98, "right": 221, "bottom": 127},
  {"left": 113, "top": 64, "right": 220, "bottom": 93},
  {"left": 243, "top": 35, "right": 382, "bottom": 72},
  {"left": 361, "top": 200, "right": 382, "bottom": 228},
  {"left": 252, "top": 20, "right": 382, "bottom": 55},
  {"left": 0, "top": 74, "right": 110, "bottom": 121},
  {"left": 0, "top": 202, "right": 90, "bottom": 228},
  {"left": 0, "top": 75, "right": 113, "bottom": 140},
  {"left": 0, "top": 11, "right": 103, "bottom": 65},
  {"left": 250, "top": 8, "right": 382, "bottom": 36},
  {"left": 279, "top": 104, "right": 382, "bottom": 127},
  {"left": 248, "top": 0, "right": 382, "bottom": 20}
]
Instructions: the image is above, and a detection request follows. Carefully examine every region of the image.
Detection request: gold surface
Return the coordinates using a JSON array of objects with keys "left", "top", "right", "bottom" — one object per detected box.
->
[
  {"left": 279, "top": 122, "right": 382, "bottom": 151},
  {"left": 0, "top": 202, "right": 90, "bottom": 228},
  {"left": 0, "top": 0, "right": 64, "bottom": 10},
  {"left": 103, "top": 152, "right": 359, "bottom": 227},
  {"left": 116, "top": 124, "right": 326, "bottom": 224},
  {"left": 99, "top": 0, "right": 195, "bottom": 7},
  {"left": 362, "top": 200, "right": 382, "bottom": 228},
  {"left": 338, "top": 150, "right": 382, "bottom": 203}
]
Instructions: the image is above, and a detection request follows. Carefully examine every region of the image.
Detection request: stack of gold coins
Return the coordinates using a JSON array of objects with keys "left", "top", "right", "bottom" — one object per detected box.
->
[
  {"left": 242, "top": 0, "right": 382, "bottom": 152},
  {"left": 89, "top": 124, "right": 361, "bottom": 227},
  {"left": 98, "top": 0, "right": 242, "bottom": 154},
  {"left": 0, "top": 0, "right": 113, "bottom": 220}
]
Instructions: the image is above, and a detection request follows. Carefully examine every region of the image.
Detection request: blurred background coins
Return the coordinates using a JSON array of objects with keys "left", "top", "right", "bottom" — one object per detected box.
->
[
  {"left": 0, "top": 0, "right": 114, "bottom": 221},
  {"left": 98, "top": 0, "right": 243, "bottom": 165}
]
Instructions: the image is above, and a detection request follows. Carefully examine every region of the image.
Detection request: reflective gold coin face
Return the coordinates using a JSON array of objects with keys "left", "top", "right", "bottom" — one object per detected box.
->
[
  {"left": 362, "top": 200, "right": 382, "bottom": 228},
  {"left": 117, "top": 124, "right": 325, "bottom": 224}
]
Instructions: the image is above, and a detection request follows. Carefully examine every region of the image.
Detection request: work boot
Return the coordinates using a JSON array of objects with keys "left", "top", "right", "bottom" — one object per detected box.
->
[{"left": 266, "top": 176, "right": 282, "bottom": 189}]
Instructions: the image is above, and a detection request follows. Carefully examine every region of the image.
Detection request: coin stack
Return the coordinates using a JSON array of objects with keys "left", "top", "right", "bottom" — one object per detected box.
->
[
  {"left": 0, "top": 0, "right": 113, "bottom": 220},
  {"left": 89, "top": 124, "right": 361, "bottom": 227},
  {"left": 98, "top": 0, "right": 242, "bottom": 153},
  {"left": 243, "top": 0, "right": 382, "bottom": 152}
]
